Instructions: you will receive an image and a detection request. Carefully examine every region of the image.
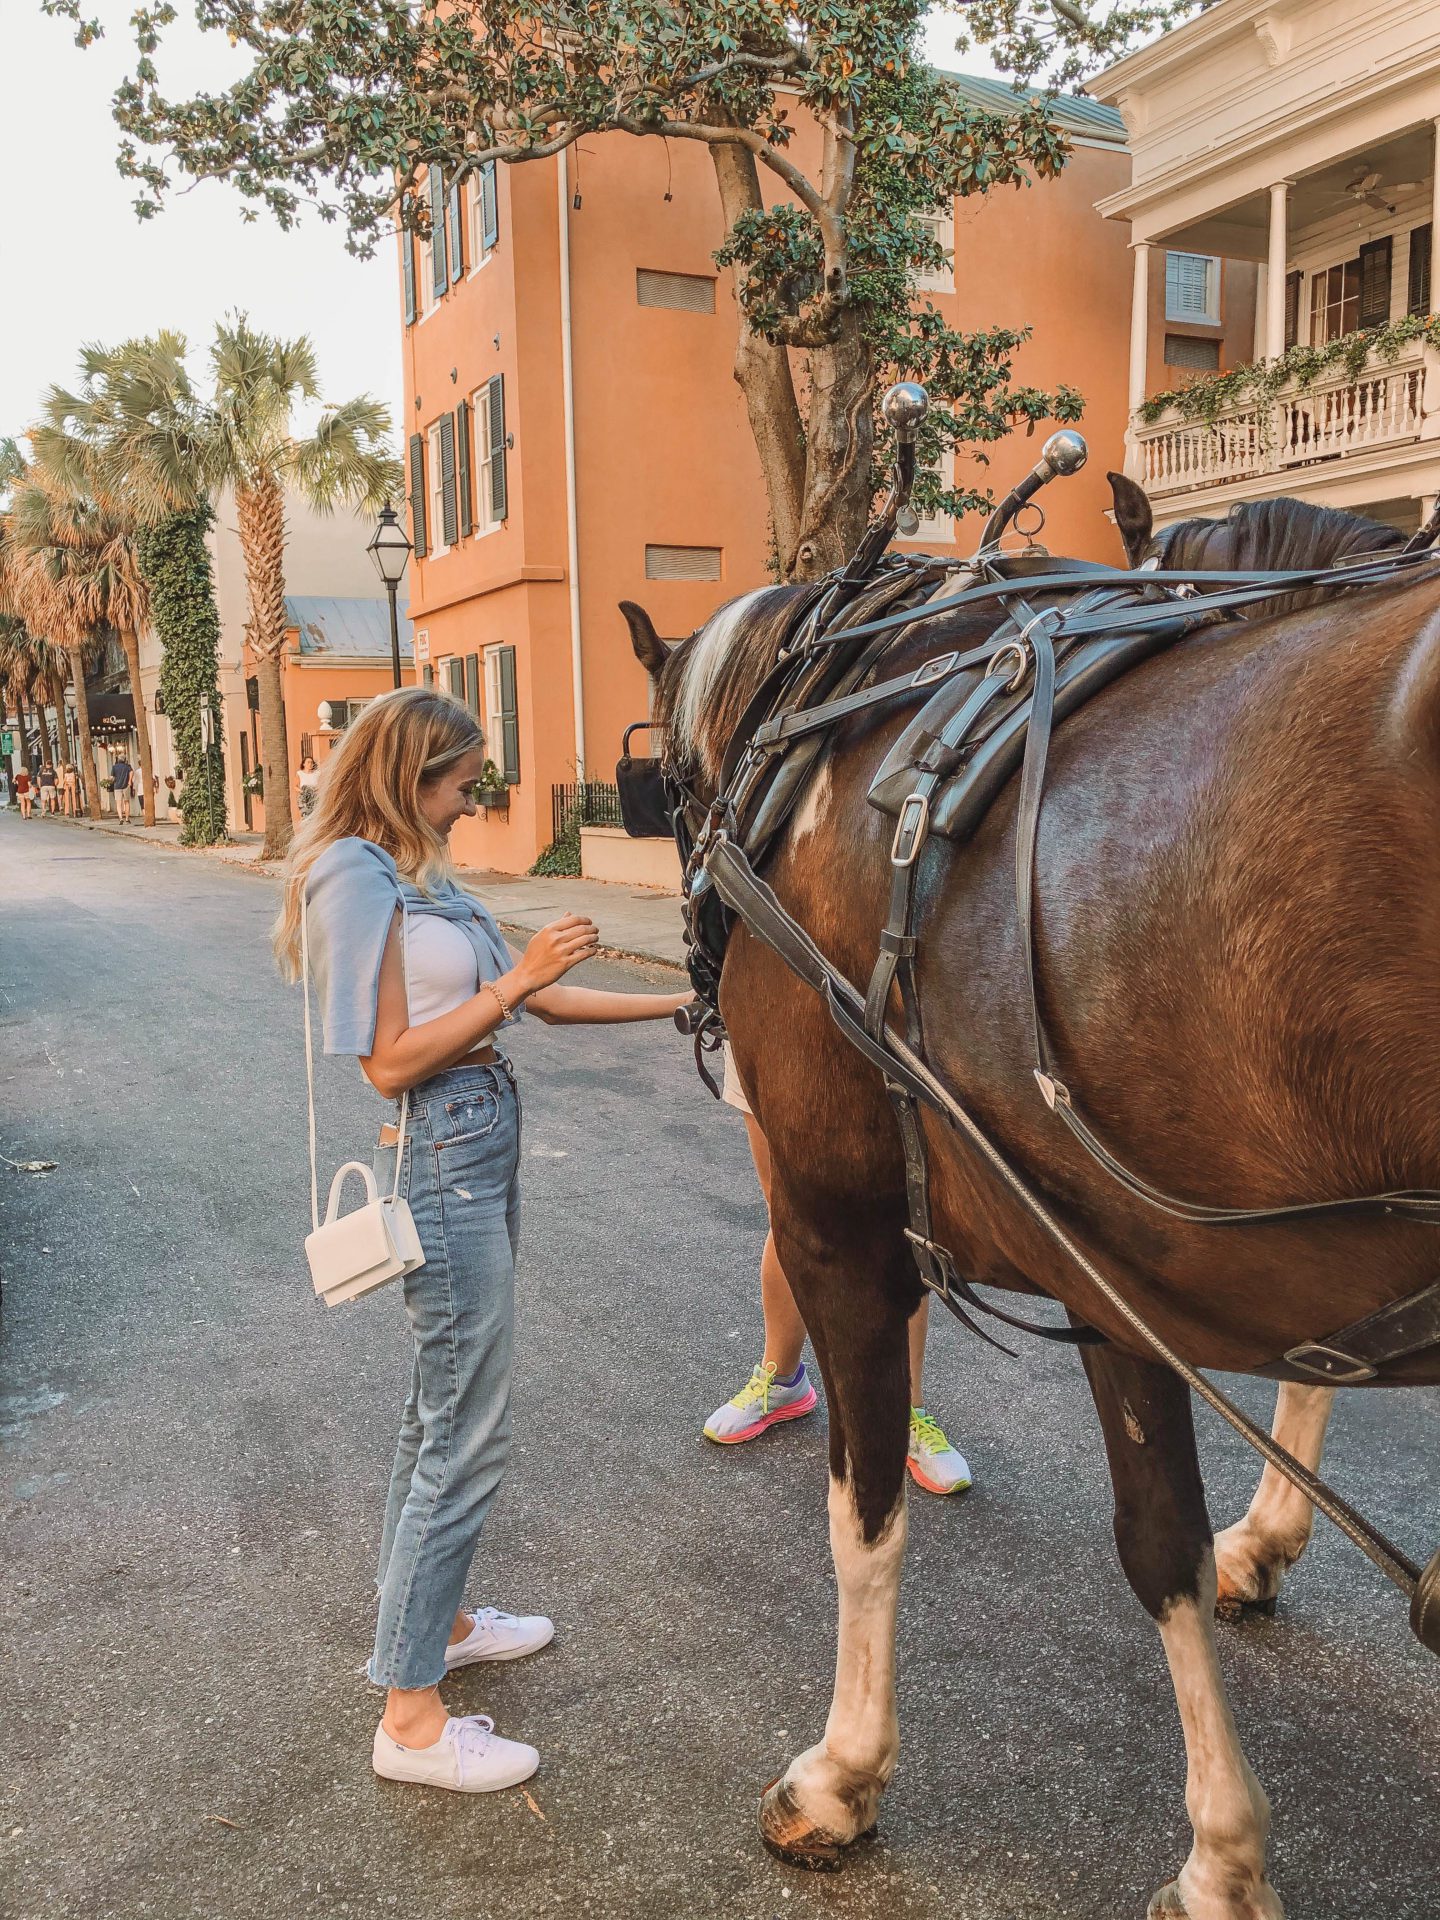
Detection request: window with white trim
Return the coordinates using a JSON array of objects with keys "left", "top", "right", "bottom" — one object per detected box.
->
[
  {"left": 427, "top": 420, "right": 450, "bottom": 554},
  {"left": 1165, "top": 252, "right": 1220, "bottom": 325},
  {"left": 470, "top": 384, "right": 503, "bottom": 536},
  {"left": 484, "top": 643, "right": 520, "bottom": 784},
  {"left": 468, "top": 161, "right": 499, "bottom": 271},
  {"left": 911, "top": 208, "right": 955, "bottom": 295},
  {"left": 417, "top": 231, "right": 438, "bottom": 316},
  {"left": 897, "top": 466, "right": 953, "bottom": 546}
]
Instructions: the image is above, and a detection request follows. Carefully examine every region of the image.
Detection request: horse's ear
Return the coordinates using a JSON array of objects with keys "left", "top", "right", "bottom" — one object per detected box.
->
[
  {"left": 1108, "top": 471, "right": 1154, "bottom": 567},
  {"left": 620, "top": 600, "right": 670, "bottom": 677}
]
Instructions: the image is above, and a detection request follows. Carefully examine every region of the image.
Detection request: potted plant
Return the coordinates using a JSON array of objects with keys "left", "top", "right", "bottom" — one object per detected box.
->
[
  {"left": 243, "top": 768, "right": 264, "bottom": 798},
  {"left": 101, "top": 775, "right": 116, "bottom": 793},
  {"left": 475, "top": 759, "right": 509, "bottom": 810}
]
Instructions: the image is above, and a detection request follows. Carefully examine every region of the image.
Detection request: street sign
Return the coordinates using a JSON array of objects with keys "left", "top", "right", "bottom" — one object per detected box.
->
[{"left": 415, "top": 629, "right": 430, "bottom": 662}]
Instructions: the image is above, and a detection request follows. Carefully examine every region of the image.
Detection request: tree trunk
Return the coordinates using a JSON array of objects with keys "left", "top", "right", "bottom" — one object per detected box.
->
[
  {"left": 35, "top": 690, "right": 54, "bottom": 768},
  {"left": 708, "top": 142, "right": 808, "bottom": 577},
  {"left": 67, "top": 646, "right": 102, "bottom": 819},
  {"left": 118, "top": 625, "right": 157, "bottom": 827},
  {"left": 792, "top": 310, "right": 877, "bottom": 579},
  {"left": 47, "top": 674, "right": 73, "bottom": 767},
  {"left": 236, "top": 480, "right": 294, "bottom": 857}
]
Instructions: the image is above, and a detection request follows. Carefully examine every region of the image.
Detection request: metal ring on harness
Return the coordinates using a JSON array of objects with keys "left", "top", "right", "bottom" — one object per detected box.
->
[{"left": 986, "top": 640, "right": 1030, "bottom": 691}]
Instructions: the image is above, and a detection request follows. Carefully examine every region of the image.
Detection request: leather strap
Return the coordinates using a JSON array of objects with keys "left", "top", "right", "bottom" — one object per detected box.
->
[{"left": 1283, "top": 1279, "right": 1440, "bottom": 1383}]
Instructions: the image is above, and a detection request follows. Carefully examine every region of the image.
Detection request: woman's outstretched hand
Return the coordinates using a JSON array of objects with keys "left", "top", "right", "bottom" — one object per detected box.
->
[{"left": 517, "top": 914, "right": 601, "bottom": 991}]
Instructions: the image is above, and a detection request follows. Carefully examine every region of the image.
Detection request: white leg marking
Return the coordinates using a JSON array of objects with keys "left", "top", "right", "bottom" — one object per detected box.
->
[
  {"left": 1155, "top": 1554, "right": 1283, "bottom": 1920},
  {"left": 1214, "top": 1385, "right": 1334, "bottom": 1609},
  {"left": 780, "top": 1474, "right": 906, "bottom": 1840},
  {"left": 788, "top": 760, "right": 832, "bottom": 848}
]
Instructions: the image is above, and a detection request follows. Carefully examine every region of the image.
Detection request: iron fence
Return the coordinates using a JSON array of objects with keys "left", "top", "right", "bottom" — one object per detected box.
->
[{"left": 550, "top": 779, "right": 624, "bottom": 844}]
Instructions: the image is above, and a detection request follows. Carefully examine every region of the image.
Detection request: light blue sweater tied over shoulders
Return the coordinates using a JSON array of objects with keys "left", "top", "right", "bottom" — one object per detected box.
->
[{"left": 303, "top": 835, "right": 517, "bottom": 1056}]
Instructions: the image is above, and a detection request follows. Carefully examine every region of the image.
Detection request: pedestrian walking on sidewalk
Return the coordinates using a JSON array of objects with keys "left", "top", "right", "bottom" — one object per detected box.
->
[
  {"left": 296, "top": 755, "right": 320, "bottom": 818},
  {"left": 14, "top": 768, "right": 33, "bottom": 819},
  {"left": 703, "top": 1046, "right": 972, "bottom": 1496},
  {"left": 111, "top": 753, "right": 133, "bottom": 824},
  {"left": 61, "top": 762, "right": 78, "bottom": 816},
  {"left": 275, "top": 686, "right": 692, "bottom": 1797},
  {"left": 37, "top": 764, "right": 58, "bottom": 814}
]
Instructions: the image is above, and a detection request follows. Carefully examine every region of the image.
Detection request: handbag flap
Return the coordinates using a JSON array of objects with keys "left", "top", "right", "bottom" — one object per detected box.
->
[{"left": 305, "top": 1200, "right": 401, "bottom": 1295}]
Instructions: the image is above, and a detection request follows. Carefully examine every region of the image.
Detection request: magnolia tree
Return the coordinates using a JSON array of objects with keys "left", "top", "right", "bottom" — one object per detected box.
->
[{"left": 45, "top": 0, "right": 1202, "bottom": 579}]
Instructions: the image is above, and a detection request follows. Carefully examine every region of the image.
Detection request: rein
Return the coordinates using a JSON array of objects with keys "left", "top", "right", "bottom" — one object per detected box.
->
[{"left": 664, "top": 526, "right": 1440, "bottom": 1647}]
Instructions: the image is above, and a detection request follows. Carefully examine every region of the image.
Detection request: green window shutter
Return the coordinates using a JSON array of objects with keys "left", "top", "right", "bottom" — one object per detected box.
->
[
  {"left": 447, "top": 181, "right": 465, "bottom": 285},
  {"left": 464, "top": 652, "right": 480, "bottom": 718},
  {"left": 487, "top": 374, "right": 507, "bottom": 521},
  {"left": 401, "top": 231, "right": 416, "bottom": 326},
  {"left": 1358, "top": 237, "right": 1392, "bottom": 329},
  {"left": 1283, "top": 270, "right": 1301, "bottom": 351},
  {"left": 1408, "top": 224, "right": 1432, "bottom": 317},
  {"left": 447, "top": 658, "right": 466, "bottom": 700},
  {"left": 408, "top": 432, "right": 427, "bottom": 558},
  {"left": 438, "top": 413, "right": 458, "bottom": 549},
  {"left": 421, "top": 665, "right": 434, "bottom": 688},
  {"left": 497, "top": 645, "right": 519, "bottom": 784},
  {"left": 456, "top": 401, "right": 473, "bottom": 538},
  {"left": 481, "top": 161, "right": 499, "bottom": 251},
  {"left": 428, "top": 164, "right": 449, "bottom": 296}
]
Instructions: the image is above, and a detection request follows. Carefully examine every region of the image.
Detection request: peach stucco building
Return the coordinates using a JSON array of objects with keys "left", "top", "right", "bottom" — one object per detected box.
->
[{"left": 398, "top": 75, "right": 1134, "bottom": 874}]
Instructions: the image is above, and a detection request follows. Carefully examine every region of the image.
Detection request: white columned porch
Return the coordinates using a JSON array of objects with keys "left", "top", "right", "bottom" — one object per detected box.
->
[
  {"left": 1129, "top": 241, "right": 1152, "bottom": 416},
  {"left": 1265, "top": 181, "right": 1290, "bottom": 358}
]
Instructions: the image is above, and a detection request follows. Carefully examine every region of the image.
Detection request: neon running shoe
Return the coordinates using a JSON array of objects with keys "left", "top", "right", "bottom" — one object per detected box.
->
[
  {"left": 703, "top": 1360, "right": 817, "bottom": 1444},
  {"left": 907, "top": 1406, "right": 972, "bottom": 1495}
]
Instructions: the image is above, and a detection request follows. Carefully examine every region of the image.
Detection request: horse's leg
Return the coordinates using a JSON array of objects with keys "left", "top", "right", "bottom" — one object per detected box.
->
[
  {"left": 1213, "top": 1383, "right": 1335, "bottom": 1617},
  {"left": 758, "top": 1218, "right": 911, "bottom": 1871},
  {"left": 1081, "top": 1344, "right": 1283, "bottom": 1920}
]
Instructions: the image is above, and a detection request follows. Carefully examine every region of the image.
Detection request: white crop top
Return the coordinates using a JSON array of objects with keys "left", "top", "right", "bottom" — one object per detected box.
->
[{"left": 402, "top": 913, "right": 488, "bottom": 1024}]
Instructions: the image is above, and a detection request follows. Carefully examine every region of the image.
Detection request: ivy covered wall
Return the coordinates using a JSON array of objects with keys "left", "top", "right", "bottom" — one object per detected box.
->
[{"left": 135, "top": 507, "right": 229, "bottom": 847}]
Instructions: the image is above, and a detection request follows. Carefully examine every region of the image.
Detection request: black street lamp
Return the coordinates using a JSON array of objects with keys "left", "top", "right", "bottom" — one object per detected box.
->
[{"left": 366, "top": 501, "right": 413, "bottom": 690}]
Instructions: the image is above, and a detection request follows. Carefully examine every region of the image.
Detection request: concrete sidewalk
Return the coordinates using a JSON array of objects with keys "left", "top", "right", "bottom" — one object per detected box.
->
[{"left": 17, "top": 807, "right": 687, "bottom": 968}]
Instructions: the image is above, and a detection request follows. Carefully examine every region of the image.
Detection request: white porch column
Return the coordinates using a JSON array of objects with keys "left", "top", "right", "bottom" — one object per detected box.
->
[
  {"left": 1129, "top": 241, "right": 1152, "bottom": 416},
  {"left": 1429, "top": 120, "right": 1440, "bottom": 314},
  {"left": 1265, "top": 181, "right": 1290, "bottom": 359}
]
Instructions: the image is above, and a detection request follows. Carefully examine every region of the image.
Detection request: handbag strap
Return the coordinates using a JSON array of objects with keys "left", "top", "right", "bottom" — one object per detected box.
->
[{"left": 301, "top": 887, "right": 411, "bottom": 1235}]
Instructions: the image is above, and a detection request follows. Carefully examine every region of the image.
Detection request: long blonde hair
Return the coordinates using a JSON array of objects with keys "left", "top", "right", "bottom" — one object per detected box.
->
[{"left": 272, "top": 686, "right": 485, "bottom": 979}]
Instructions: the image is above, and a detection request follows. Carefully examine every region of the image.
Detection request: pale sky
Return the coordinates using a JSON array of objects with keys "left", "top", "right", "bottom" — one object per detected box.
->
[{"left": 0, "top": 9, "right": 1001, "bottom": 445}]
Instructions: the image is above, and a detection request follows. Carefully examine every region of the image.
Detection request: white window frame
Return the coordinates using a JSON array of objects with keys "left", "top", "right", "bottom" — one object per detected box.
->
[
  {"left": 911, "top": 207, "right": 955, "bottom": 296},
  {"left": 896, "top": 455, "right": 954, "bottom": 546},
  {"left": 483, "top": 644, "right": 506, "bottom": 761},
  {"left": 468, "top": 170, "right": 497, "bottom": 277},
  {"left": 417, "top": 230, "right": 438, "bottom": 317},
  {"left": 470, "top": 385, "right": 502, "bottom": 538},
  {"left": 426, "top": 420, "right": 450, "bottom": 555},
  {"left": 1165, "top": 252, "right": 1221, "bottom": 326}
]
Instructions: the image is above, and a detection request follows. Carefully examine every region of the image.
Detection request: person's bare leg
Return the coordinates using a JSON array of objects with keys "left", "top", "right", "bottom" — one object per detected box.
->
[
  {"left": 907, "top": 1294, "right": 929, "bottom": 1405},
  {"left": 744, "top": 1113, "right": 807, "bottom": 1377},
  {"left": 382, "top": 1684, "right": 448, "bottom": 1747}
]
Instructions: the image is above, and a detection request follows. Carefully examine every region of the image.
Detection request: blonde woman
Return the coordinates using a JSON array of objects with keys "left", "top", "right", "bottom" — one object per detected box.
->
[
  {"left": 61, "top": 762, "right": 79, "bottom": 816},
  {"left": 276, "top": 687, "right": 689, "bottom": 1795}
]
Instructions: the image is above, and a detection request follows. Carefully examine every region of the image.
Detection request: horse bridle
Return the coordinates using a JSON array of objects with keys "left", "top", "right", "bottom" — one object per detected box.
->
[{"left": 636, "top": 395, "right": 1440, "bottom": 1649}]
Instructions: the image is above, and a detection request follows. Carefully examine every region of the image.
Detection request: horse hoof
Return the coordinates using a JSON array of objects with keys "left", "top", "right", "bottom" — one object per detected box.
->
[
  {"left": 1215, "top": 1591, "right": 1279, "bottom": 1623},
  {"left": 1148, "top": 1877, "right": 1285, "bottom": 1918},
  {"left": 758, "top": 1776, "right": 875, "bottom": 1873},
  {"left": 1149, "top": 1885, "right": 1187, "bottom": 1917}
]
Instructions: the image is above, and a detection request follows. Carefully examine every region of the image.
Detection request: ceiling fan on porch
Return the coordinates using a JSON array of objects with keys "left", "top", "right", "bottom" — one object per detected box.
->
[{"left": 1342, "top": 167, "right": 1423, "bottom": 216}]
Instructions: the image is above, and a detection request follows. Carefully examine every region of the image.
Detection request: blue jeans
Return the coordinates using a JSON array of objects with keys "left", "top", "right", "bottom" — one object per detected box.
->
[{"left": 368, "top": 1059, "right": 521, "bottom": 1690}]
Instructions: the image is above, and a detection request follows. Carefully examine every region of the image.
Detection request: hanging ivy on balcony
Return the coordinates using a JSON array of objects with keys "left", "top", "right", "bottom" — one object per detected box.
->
[{"left": 1137, "top": 312, "right": 1440, "bottom": 428}]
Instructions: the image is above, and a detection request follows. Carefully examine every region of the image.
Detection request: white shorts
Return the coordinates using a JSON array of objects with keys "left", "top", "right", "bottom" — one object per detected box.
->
[{"left": 721, "top": 1043, "right": 753, "bottom": 1116}]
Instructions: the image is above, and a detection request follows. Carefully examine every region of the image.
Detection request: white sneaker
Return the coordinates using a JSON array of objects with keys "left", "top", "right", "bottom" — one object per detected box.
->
[
  {"left": 703, "top": 1360, "right": 818, "bottom": 1443},
  {"left": 445, "top": 1606, "right": 555, "bottom": 1670},
  {"left": 907, "top": 1406, "right": 972, "bottom": 1495},
  {"left": 373, "top": 1714, "right": 539, "bottom": 1793}
]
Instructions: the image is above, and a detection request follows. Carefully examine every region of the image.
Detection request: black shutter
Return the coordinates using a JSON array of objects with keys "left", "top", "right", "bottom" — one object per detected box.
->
[
  {"left": 1283, "top": 270, "right": 1301, "bottom": 351},
  {"left": 464, "top": 652, "right": 480, "bottom": 718},
  {"left": 497, "top": 645, "right": 519, "bottom": 784},
  {"left": 1358, "top": 237, "right": 1392, "bottom": 329},
  {"left": 487, "top": 374, "right": 507, "bottom": 521},
  {"left": 481, "top": 161, "right": 499, "bottom": 251},
  {"left": 447, "top": 658, "right": 466, "bottom": 700},
  {"left": 428, "top": 164, "right": 449, "bottom": 296},
  {"left": 401, "top": 231, "right": 416, "bottom": 326},
  {"left": 456, "top": 401, "right": 473, "bottom": 538},
  {"left": 447, "top": 180, "right": 465, "bottom": 285},
  {"left": 438, "top": 413, "right": 458, "bottom": 549},
  {"left": 1409, "top": 224, "right": 1433, "bottom": 318},
  {"left": 408, "top": 432, "right": 427, "bottom": 559}
]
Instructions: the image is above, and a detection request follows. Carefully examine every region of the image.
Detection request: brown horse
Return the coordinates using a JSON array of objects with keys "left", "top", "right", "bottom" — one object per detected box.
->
[{"left": 622, "top": 482, "right": 1440, "bottom": 1920}]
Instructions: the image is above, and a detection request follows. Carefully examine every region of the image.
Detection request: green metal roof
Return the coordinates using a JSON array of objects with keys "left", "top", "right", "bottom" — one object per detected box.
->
[{"left": 941, "top": 68, "right": 1128, "bottom": 146}]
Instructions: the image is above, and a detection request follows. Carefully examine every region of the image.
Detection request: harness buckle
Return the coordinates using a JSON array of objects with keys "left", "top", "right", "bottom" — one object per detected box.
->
[
  {"left": 1282, "top": 1341, "right": 1378, "bottom": 1384},
  {"left": 891, "top": 791, "right": 931, "bottom": 868},
  {"left": 903, "top": 1228, "right": 956, "bottom": 1303},
  {"left": 911, "top": 650, "right": 958, "bottom": 689}
]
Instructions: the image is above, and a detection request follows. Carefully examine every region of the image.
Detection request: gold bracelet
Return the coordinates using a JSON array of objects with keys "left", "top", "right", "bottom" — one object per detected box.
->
[{"left": 481, "top": 978, "right": 514, "bottom": 1022}]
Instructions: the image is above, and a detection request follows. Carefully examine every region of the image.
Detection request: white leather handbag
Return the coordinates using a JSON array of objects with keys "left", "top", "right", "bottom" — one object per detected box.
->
[{"left": 301, "top": 894, "right": 426, "bottom": 1307}]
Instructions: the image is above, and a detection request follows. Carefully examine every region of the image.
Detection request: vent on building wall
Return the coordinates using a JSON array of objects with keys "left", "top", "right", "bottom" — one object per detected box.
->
[
  {"left": 637, "top": 269, "right": 716, "bottom": 313},
  {"left": 1164, "top": 333, "right": 1221, "bottom": 371},
  {"left": 645, "top": 544, "right": 722, "bottom": 581}
]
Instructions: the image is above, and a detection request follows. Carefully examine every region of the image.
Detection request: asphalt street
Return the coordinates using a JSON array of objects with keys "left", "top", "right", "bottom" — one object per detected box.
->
[{"left": 2, "top": 811, "right": 1437, "bottom": 1920}]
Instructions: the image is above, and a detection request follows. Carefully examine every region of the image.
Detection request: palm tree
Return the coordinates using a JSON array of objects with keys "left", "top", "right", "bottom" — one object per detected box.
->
[{"left": 44, "top": 320, "right": 399, "bottom": 857}]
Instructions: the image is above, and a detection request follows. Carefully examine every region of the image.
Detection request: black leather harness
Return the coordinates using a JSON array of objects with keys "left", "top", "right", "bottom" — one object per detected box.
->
[{"left": 647, "top": 528, "right": 1440, "bottom": 1645}]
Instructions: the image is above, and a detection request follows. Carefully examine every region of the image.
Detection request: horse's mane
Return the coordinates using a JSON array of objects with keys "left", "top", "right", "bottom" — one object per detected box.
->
[
  {"left": 658, "top": 583, "right": 810, "bottom": 780},
  {"left": 1152, "top": 497, "right": 1406, "bottom": 618}
]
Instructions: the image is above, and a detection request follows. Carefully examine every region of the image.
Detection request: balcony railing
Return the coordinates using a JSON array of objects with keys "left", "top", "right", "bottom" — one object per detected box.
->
[{"left": 1133, "top": 343, "right": 1431, "bottom": 498}]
